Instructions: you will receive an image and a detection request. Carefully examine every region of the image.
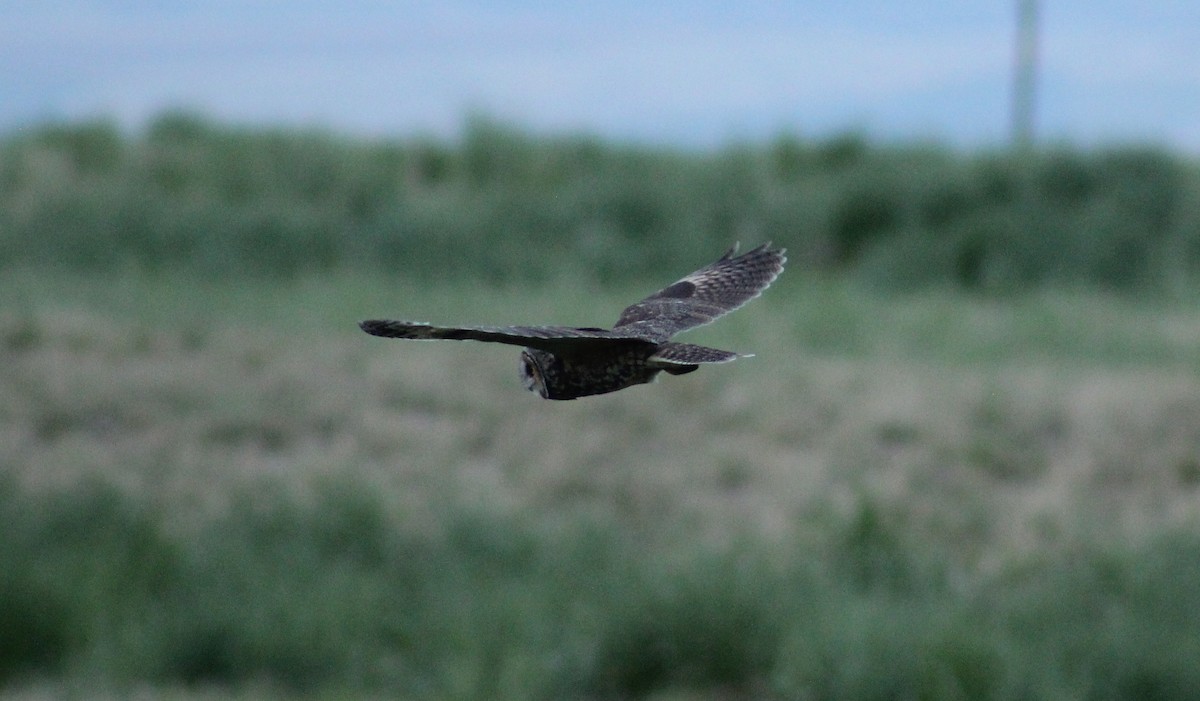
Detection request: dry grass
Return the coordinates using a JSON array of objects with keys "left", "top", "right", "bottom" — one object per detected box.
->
[{"left": 5, "top": 269, "right": 1199, "bottom": 572}]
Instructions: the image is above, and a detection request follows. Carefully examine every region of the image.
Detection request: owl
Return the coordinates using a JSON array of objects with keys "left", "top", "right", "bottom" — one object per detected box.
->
[{"left": 360, "top": 243, "right": 786, "bottom": 399}]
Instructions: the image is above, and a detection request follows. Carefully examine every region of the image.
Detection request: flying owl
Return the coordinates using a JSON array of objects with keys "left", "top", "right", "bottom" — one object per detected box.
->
[{"left": 360, "top": 243, "right": 786, "bottom": 399}]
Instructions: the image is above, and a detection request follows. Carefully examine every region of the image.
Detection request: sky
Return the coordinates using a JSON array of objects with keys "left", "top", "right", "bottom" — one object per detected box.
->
[{"left": 3, "top": 1, "right": 1198, "bottom": 151}]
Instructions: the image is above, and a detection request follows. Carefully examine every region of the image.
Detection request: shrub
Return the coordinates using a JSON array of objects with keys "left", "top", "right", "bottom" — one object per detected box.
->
[{"left": 1, "top": 114, "right": 1197, "bottom": 291}]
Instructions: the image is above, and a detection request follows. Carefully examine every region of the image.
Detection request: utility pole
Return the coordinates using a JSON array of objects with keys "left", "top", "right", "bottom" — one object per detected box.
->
[{"left": 1012, "top": 0, "right": 1039, "bottom": 151}]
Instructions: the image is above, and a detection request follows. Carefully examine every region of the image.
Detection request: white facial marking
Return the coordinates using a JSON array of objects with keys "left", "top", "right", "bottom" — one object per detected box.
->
[{"left": 519, "top": 351, "right": 546, "bottom": 397}]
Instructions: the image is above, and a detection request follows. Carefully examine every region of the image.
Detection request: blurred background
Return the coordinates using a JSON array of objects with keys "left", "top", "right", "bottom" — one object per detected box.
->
[
  {"left": 3, "top": 2, "right": 1200, "bottom": 700},
  {"left": 5, "top": 1, "right": 1199, "bottom": 149}
]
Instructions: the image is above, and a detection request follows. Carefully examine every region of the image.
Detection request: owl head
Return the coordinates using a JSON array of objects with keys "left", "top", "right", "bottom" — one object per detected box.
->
[{"left": 519, "top": 349, "right": 552, "bottom": 399}]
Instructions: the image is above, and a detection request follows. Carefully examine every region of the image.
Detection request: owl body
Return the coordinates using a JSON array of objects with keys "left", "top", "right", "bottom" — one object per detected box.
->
[
  {"left": 520, "top": 345, "right": 659, "bottom": 399},
  {"left": 360, "top": 243, "right": 786, "bottom": 399},
  {"left": 518, "top": 341, "right": 708, "bottom": 399}
]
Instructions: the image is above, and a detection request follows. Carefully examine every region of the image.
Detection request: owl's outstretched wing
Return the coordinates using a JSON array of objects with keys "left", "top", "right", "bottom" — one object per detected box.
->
[
  {"left": 613, "top": 242, "right": 786, "bottom": 341},
  {"left": 359, "top": 320, "right": 654, "bottom": 354}
]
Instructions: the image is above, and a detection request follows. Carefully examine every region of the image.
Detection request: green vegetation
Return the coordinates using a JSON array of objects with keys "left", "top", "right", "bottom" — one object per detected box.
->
[
  {"left": 3, "top": 112, "right": 1199, "bottom": 292},
  {"left": 4, "top": 268, "right": 1200, "bottom": 700},
  {"left": 4, "top": 474, "right": 1199, "bottom": 700},
  {"left": 3, "top": 114, "right": 1200, "bottom": 699}
]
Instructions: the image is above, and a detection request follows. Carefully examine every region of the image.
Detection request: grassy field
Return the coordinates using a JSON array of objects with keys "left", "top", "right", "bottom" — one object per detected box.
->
[{"left": 3, "top": 268, "right": 1200, "bottom": 700}]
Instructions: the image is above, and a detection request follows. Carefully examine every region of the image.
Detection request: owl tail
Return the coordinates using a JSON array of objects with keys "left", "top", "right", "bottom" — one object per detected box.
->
[{"left": 649, "top": 342, "right": 746, "bottom": 375}]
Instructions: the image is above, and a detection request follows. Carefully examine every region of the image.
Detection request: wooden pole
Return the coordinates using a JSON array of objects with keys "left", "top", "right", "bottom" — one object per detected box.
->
[{"left": 1012, "top": 0, "right": 1039, "bottom": 151}]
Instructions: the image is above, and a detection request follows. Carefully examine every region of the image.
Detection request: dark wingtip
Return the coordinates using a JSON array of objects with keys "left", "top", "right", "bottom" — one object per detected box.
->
[
  {"left": 734, "top": 241, "right": 783, "bottom": 256},
  {"left": 359, "top": 319, "right": 387, "bottom": 336},
  {"left": 735, "top": 242, "right": 787, "bottom": 267}
]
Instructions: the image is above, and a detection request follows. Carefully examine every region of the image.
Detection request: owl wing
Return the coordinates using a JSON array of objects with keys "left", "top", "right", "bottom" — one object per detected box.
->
[
  {"left": 613, "top": 243, "right": 786, "bottom": 341},
  {"left": 359, "top": 319, "right": 655, "bottom": 354}
]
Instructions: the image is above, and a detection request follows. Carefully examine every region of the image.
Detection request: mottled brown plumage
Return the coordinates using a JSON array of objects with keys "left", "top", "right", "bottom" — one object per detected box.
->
[{"left": 360, "top": 243, "right": 786, "bottom": 399}]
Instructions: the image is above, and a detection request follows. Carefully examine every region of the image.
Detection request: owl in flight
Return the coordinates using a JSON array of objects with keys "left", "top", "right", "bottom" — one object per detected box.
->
[{"left": 360, "top": 243, "right": 786, "bottom": 400}]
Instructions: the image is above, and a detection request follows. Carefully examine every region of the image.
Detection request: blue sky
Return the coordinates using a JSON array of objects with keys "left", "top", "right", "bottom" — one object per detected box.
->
[{"left": 3, "top": 1, "right": 1198, "bottom": 150}]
